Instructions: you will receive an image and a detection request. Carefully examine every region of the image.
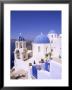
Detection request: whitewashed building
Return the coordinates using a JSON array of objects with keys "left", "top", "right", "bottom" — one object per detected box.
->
[
  {"left": 13, "top": 31, "right": 62, "bottom": 79},
  {"left": 47, "top": 30, "right": 61, "bottom": 58},
  {"left": 14, "top": 34, "right": 28, "bottom": 61},
  {"left": 32, "top": 32, "right": 51, "bottom": 62}
]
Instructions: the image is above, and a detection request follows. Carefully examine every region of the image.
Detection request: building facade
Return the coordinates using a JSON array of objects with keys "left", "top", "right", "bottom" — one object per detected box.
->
[
  {"left": 47, "top": 30, "right": 61, "bottom": 58},
  {"left": 32, "top": 33, "right": 51, "bottom": 62},
  {"left": 14, "top": 31, "right": 61, "bottom": 67},
  {"left": 14, "top": 35, "right": 28, "bottom": 61}
]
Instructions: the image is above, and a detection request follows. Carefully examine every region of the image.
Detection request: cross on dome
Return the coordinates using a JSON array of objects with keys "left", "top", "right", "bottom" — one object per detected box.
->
[
  {"left": 34, "top": 32, "right": 50, "bottom": 43},
  {"left": 41, "top": 32, "right": 43, "bottom": 35},
  {"left": 19, "top": 33, "right": 22, "bottom": 36}
]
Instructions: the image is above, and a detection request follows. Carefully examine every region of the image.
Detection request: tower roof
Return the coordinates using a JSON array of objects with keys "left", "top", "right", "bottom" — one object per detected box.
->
[{"left": 18, "top": 33, "right": 25, "bottom": 41}]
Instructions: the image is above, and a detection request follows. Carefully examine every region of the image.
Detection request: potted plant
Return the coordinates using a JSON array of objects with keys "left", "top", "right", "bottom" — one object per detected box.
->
[{"left": 45, "top": 54, "right": 48, "bottom": 60}]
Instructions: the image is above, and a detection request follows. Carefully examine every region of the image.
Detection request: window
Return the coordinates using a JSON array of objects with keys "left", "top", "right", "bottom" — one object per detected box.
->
[
  {"left": 52, "top": 35, "right": 53, "bottom": 38},
  {"left": 23, "top": 49, "right": 27, "bottom": 59},
  {"left": 46, "top": 47, "right": 47, "bottom": 53},
  {"left": 20, "top": 42, "right": 22, "bottom": 48},
  {"left": 51, "top": 40, "right": 53, "bottom": 43},
  {"left": 23, "top": 55, "right": 26, "bottom": 58},
  {"left": 55, "top": 35, "right": 57, "bottom": 37},
  {"left": 38, "top": 46, "right": 40, "bottom": 52},
  {"left": 16, "top": 50, "right": 20, "bottom": 59},
  {"left": 51, "top": 49, "right": 53, "bottom": 52}
]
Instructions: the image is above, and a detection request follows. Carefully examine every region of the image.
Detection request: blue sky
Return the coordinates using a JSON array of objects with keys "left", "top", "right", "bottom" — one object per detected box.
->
[{"left": 11, "top": 11, "right": 61, "bottom": 40}]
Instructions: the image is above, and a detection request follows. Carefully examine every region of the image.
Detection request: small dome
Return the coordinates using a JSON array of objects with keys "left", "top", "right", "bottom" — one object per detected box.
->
[
  {"left": 33, "top": 33, "right": 50, "bottom": 44},
  {"left": 48, "top": 30, "right": 56, "bottom": 34},
  {"left": 19, "top": 36, "right": 25, "bottom": 41},
  {"left": 18, "top": 33, "right": 25, "bottom": 41}
]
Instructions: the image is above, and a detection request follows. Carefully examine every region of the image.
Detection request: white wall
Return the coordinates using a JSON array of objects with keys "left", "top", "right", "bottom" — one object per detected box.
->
[
  {"left": 32, "top": 43, "right": 51, "bottom": 62},
  {"left": 47, "top": 33, "right": 61, "bottom": 58},
  {"left": 15, "top": 41, "right": 26, "bottom": 49},
  {"left": 51, "top": 37, "right": 61, "bottom": 58},
  {"left": 47, "top": 33, "right": 58, "bottom": 43}
]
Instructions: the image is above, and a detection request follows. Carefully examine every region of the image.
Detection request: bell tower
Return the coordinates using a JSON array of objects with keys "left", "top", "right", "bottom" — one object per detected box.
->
[{"left": 14, "top": 33, "right": 28, "bottom": 61}]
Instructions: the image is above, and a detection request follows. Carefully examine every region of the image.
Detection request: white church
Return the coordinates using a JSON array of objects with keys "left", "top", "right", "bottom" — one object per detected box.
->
[
  {"left": 11, "top": 30, "right": 62, "bottom": 79},
  {"left": 14, "top": 31, "right": 61, "bottom": 63}
]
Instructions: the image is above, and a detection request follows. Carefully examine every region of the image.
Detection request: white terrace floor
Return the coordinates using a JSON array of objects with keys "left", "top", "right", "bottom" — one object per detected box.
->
[{"left": 13, "top": 57, "right": 62, "bottom": 79}]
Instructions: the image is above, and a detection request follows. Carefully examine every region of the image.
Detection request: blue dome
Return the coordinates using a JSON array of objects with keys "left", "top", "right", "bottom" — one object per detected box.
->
[
  {"left": 34, "top": 33, "right": 50, "bottom": 44},
  {"left": 18, "top": 33, "right": 25, "bottom": 41},
  {"left": 19, "top": 36, "right": 25, "bottom": 41}
]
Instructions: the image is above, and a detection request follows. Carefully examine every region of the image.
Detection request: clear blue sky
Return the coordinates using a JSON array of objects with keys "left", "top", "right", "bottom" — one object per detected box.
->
[{"left": 11, "top": 11, "right": 61, "bottom": 40}]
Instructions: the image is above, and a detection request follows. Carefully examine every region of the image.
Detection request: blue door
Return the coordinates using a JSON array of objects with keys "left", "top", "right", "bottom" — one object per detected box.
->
[
  {"left": 32, "top": 65, "right": 37, "bottom": 79},
  {"left": 45, "top": 62, "right": 50, "bottom": 72}
]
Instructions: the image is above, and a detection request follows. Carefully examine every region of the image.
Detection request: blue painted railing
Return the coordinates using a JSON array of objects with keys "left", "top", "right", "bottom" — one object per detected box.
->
[{"left": 32, "top": 60, "right": 50, "bottom": 79}]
